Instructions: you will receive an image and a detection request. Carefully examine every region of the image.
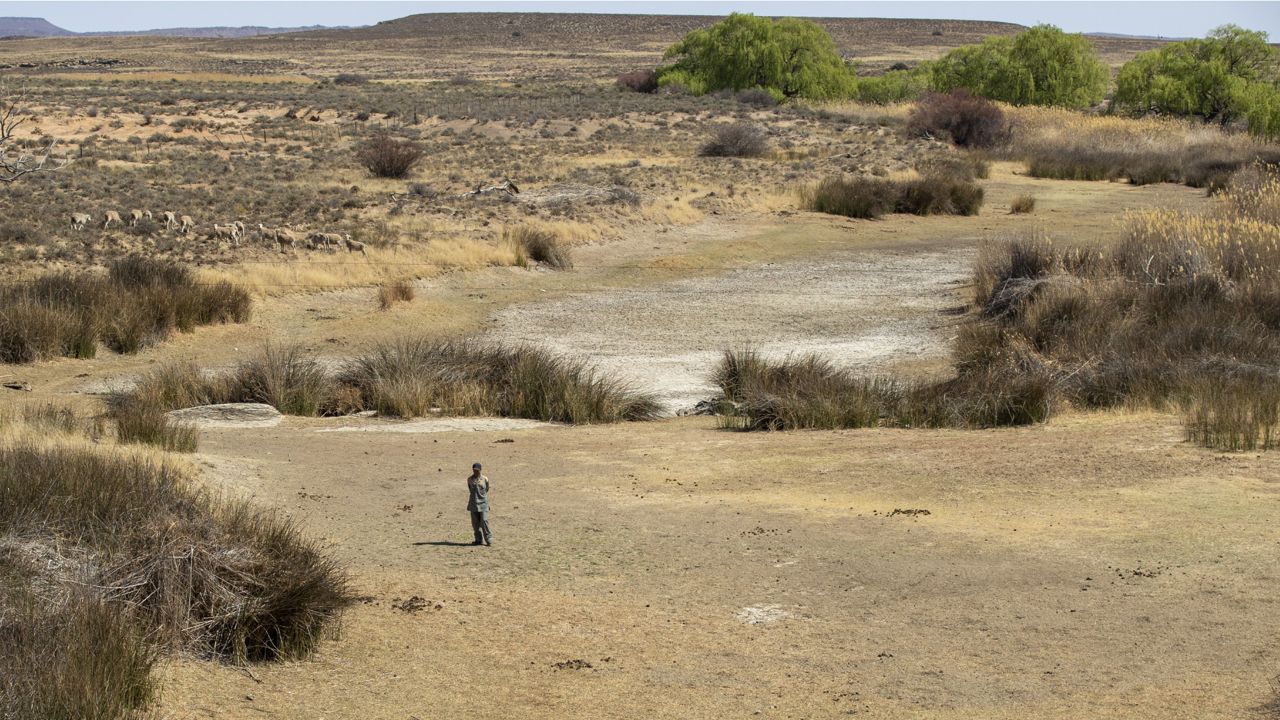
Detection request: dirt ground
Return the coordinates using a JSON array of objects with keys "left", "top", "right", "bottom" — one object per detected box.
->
[{"left": 152, "top": 411, "right": 1279, "bottom": 720}]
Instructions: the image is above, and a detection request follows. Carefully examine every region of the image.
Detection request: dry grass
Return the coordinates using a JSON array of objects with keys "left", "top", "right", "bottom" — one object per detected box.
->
[
  {"left": 800, "top": 173, "right": 984, "bottom": 219},
  {"left": 1004, "top": 106, "right": 1280, "bottom": 187},
  {"left": 0, "top": 256, "right": 251, "bottom": 364},
  {"left": 203, "top": 239, "right": 519, "bottom": 295},
  {"left": 0, "top": 415, "right": 353, "bottom": 717},
  {"left": 111, "top": 341, "right": 663, "bottom": 430},
  {"left": 377, "top": 278, "right": 416, "bottom": 309},
  {"left": 966, "top": 168, "right": 1280, "bottom": 448},
  {"left": 1010, "top": 195, "right": 1036, "bottom": 214},
  {"left": 505, "top": 225, "right": 573, "bottom": 270},
  {"left": 713, "top": 349, "right": 1053, "bottom": 431}
]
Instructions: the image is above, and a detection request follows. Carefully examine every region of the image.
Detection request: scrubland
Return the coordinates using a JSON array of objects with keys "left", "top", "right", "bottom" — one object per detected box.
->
[{"left": 1, "top": 14, "right": 1278, "bottom": 720}]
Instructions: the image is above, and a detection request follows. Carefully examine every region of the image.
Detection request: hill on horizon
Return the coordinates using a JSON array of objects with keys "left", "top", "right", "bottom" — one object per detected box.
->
[{"left": 0, "top": 16, "right": 339, "bottom": 39}]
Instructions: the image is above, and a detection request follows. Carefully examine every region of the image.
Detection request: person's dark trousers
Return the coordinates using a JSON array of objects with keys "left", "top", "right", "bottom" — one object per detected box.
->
[{"left": 470, "top": 511, "right": 492, "bottom": 545}]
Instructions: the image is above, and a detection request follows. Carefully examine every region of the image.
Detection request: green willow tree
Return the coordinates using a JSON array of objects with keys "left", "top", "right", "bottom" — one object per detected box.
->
[
  {"left": 657, "top": 14, "right": 857, "bottom": 100},
  {"left": 930, "top": 25, "right": 1109, "bottom": 109},
  {"left": 1113, "top": 25, "right": 1280, "bottom": 137}
]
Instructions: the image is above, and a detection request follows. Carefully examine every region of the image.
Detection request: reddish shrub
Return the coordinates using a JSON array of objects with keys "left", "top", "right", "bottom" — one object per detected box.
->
[
  {"left": 616, "top": 70, "right": 659, "bottom": 94},
  {"left": 908, "top": 90, "right": 1010, "bottom": 149}
]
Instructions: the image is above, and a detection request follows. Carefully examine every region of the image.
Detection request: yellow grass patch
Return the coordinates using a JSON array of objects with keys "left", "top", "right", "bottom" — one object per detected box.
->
[
  {"left": 202, "top": 239, "right": 518, "bottom": 295},
  {"left": 41, "top": 71, "right": 315, "bottom": 84}
]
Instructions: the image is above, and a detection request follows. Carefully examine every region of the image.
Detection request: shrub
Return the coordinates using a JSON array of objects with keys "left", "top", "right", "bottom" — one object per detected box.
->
[
  {"left": 1010, "top": 195, "right": 1036, "bottom": 214},
  {"left": 356, "top": 133, "right": 424, "bottom": 179},
  {"left": 713, "top": 349, "right": 1052, "bottom": 430},
  {"left": 333, "top": 73, "right": 369, "bottom": 85},
  {"left": 616, "top": 69, "right": 659, "bottom": 93},
  {"left": 507, "top": 225, "right": 572, "bottom": 269},
  {"left": 113, "top": 401, "right": 198, "bottom": 452},
  {"left": 378, "top": 278, "right": 416, "bottom": 309},
  {"left": 0, "top": 442, "right": 354, "bottom": 665},
  {"left": 698, "top": 122, "right": 770, "bottom": 158},
  {"left": 930, "top": 24, "right": 1109, "bottom": 109},
  {"left": 800, "top": 176, "right": 897, "bottom": 219},
  {"left": 801, "top": 174, "right": 984, "bottom": 219},
  {"left": 1003, "top": 105, "right": 1280, "bottom": 186},
  {"left": 226, "top": 345, "right": 335, "bottom": 416},
  {"left": 961, "top": 173, "right": 1280, "bottom": 429},
  {"left": 737, "top": 87, "right": 779, "bottom": 108},
  {"left": 908, "top": 90, "right": 1009, "bottom": 148},
  {"left": 657, "top": 13, "right": 856, "bottom": 100},
  {"left": 340, "top": 340, "right": 661, "bottom": 423},
  {"left": 0, "top": 586, "right": 156, "bottom": 720},
  {"left": 895, "top": 175, "right": 984, "bottom": 215}
]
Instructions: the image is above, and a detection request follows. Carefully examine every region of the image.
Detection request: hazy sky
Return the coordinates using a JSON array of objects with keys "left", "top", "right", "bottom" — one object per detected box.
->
[{"left": 5, "top": 1, "right": 1278, "bottom": 37}]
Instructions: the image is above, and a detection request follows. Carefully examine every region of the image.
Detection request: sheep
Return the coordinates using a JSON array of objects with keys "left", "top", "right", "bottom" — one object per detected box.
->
[
  {"left": 307, "top": 231, "right": 343, "bottom": 251},
  {"left": 274, "top": 228, "right": 300, "bottom": 251},
  {"left": 127, "top": 209, "right": 152, "bottom": 227},
  {"left": 343, "top": 233, "right": 367, "bottom": 256},
  {"left": 233, "top": 220, "right": 246, "bottom": 238},
  {"left": 162, "top": 211, "right": 177, "bottom": 229},
  {"left": 211, "top": 223, "right": 241, "bottom": 246},
  {"left": 69, "top": 212, "right": 92, "bottom": 230},
  {"left": 102, "top": 210, "right": 122, "bottom": 229},
  {"left": 259, "top": 224, "right": 297, "bottom": 252},
  {"left": 179, "top": 215, "right": 195, "bottom": 235}
]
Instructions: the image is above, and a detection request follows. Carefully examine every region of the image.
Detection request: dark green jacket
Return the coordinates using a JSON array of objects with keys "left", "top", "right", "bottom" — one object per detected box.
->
[{"left": 467, "top": 474, "right": 490, "bottom": 512}]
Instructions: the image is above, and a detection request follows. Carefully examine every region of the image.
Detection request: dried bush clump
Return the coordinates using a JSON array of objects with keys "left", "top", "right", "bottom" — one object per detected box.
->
[
  {"left": 698, "top": 123, "right": 770, "bottom": 158},
  {"left": 908, "top": 90, "right": 1009, "bottom": 149},
  {"left": 356, "top": 133, "right": 424, "bottom": 179},
  {"left": 616, "top": 69, "right": 658, "bottom": 93}
]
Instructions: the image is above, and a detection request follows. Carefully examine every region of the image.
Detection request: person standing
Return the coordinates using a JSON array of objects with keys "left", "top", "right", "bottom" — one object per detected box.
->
[{"left": 467, "top": 462, "right": 492, "bottom": 546}]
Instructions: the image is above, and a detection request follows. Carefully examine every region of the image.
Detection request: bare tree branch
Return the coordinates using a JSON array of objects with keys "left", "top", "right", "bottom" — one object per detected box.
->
[{"left": 0, "top": 90, "right": 71, "bottom": 183}]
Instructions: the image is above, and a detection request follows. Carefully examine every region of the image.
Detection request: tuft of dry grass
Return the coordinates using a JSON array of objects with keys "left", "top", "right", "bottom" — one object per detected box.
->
[
  {"left": 377, "top": 278, "right": 416, "bottom": 309},
  {"left": 505, "top": 225, "right": 573, "bottom": 270},
  {"left": 1010, "top": 195, "right": 1036, "bottom": 214}
]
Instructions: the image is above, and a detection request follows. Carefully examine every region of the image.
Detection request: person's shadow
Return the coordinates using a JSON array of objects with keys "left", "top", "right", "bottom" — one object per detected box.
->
[{"left": 413, "top": 540, "right": 475, "bottom": 547}]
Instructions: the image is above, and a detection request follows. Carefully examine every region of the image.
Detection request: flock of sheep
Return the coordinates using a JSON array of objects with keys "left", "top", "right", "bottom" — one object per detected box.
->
[{"left": 66, "top": 209, "right": 367, "bottom": 255}]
